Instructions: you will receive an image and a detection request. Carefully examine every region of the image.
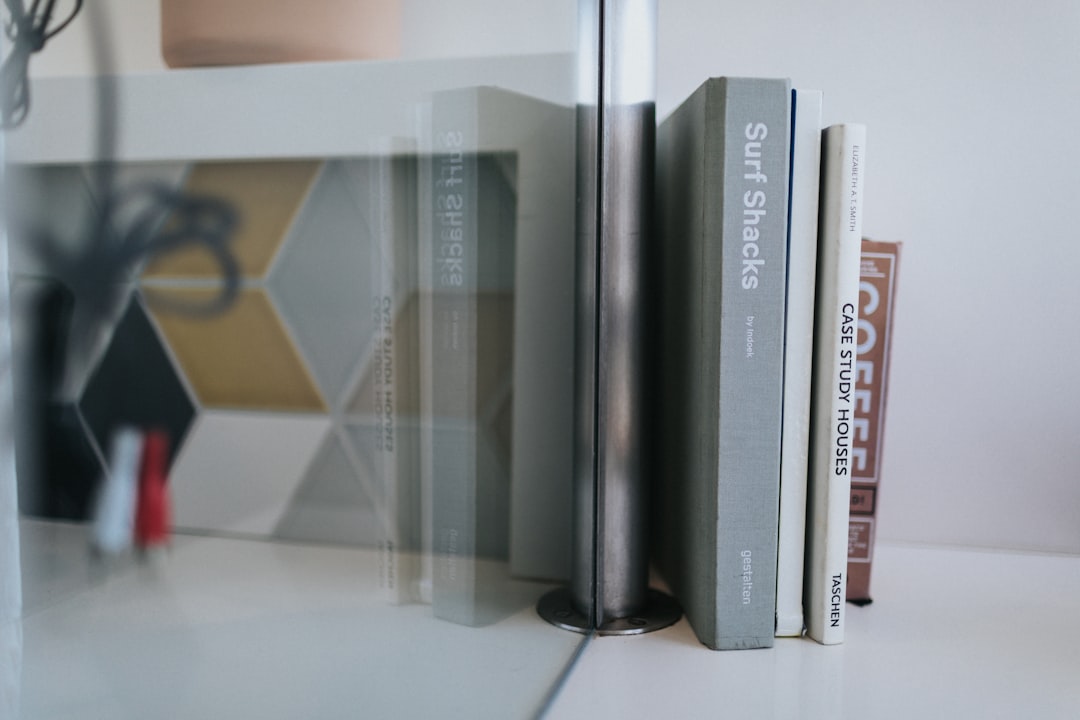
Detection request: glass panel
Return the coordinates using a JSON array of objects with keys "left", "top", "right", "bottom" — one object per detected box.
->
[{"left": 2, "top": 2, "right": 597, "bottom": 717}]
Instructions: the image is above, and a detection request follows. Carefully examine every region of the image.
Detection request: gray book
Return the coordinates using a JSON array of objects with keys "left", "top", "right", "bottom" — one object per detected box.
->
[{"left": 655, "top": 77, "right": 791, "bottom": 650}]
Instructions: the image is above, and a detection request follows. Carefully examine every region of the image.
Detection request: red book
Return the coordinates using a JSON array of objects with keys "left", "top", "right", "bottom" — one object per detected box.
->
[
  {"left": 135, "top": 430, "right": 171, "bottom": 549},
  {"left": 847, "top": 240, "right": 900, "bottom": 603}
]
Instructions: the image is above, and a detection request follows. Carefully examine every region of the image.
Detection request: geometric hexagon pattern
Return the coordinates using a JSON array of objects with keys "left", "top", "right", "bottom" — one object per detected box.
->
[
  {"left": 169, "top": 411, "right": 331, "bottom": 536},
  {"left": 141, "top": 160, "right": 321, "bottom": 279},
  {"left": 132, "top": 157, "right": 415, "bottom": 544},
  {"left": 11, "top": 154, "right": 519, "bottom": 558},
  {"left": 141, "top": 159, "right": 325, "bottom": 412},
  {"left": 146, "top": 287, "right": 326, "bottom": 412},
  {"left": 11, "top": 98, "right": 585, "bottom": 607}
]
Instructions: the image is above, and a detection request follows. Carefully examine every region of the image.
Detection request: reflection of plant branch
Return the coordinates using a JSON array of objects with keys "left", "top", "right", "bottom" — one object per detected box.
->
[
  {"left": 3, "top": 2, "right": 243, "bottom": 321},
  {"left": 3, "top": 2, "right": 244, "bottom": 409},
  {"left": 79, "top": 3, "right": 243, "bottom": 321},
  {"left": 40, "top": 182, "right": 242, "bottom": 321},
  {"left": 0, "top": 0, "right": 84, "bottom": 128}
]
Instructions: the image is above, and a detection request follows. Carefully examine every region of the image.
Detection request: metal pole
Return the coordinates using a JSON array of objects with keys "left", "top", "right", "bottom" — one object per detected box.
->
[{"left": 539, "top": 0, "right": 680, "bottom": 635}]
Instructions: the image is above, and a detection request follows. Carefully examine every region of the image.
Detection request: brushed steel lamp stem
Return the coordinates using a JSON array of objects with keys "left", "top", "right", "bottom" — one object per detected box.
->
[{"left": 538, "top": 0, "right": 680, "bottom": 637}]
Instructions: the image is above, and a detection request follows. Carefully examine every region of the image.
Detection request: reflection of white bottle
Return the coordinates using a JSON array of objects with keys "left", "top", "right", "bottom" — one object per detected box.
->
[{"left": 92, "top": 427, "right": 143, "bottom": 555}]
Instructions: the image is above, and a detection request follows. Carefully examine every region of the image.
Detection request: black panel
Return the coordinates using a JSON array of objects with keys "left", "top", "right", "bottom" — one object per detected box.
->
[
  {"left": 14, "top": 282, "right": 104, "bottom": 520},
  {"left": 79, "top": 296, "right": 196, "bottom": 475}
]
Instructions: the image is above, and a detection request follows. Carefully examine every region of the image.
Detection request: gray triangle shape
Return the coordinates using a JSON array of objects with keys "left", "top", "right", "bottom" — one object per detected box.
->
[
  {"left": 267, "top": 160, "right": 377, "bottom": 407},
  {"left": 341, "top": 421, "right": 383, "bottom": 511},
  {"left": 274, "top": 430, "right": 382, "bottom": 547}
]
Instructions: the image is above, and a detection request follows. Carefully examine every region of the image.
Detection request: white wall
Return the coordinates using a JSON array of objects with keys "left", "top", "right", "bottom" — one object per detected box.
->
[
  {"left": 24, "top": 1, "right": 1080, "bottom": 554},
  {"left": 400, "top": 0, "right": 576, "bottom": 58},
  {"left": 659, "top": 0, "right": 1080, "bottom": 554},
  {"left": 29, "top": 1, "right": 164, "bottom": 76}
]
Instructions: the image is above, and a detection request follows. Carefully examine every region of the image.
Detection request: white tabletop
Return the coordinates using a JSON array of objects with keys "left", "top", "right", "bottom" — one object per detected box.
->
[
  {"left": 15, "top": 521, "right": 1080, "bottom": 719},
  {"left": 548, "top": 542, "right": 1080, "bottom": 719}
]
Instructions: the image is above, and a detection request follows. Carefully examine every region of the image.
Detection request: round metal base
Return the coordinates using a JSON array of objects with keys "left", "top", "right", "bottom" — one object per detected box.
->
[{"left": 537, "top": 587, "right": 682, "bottom": 636}]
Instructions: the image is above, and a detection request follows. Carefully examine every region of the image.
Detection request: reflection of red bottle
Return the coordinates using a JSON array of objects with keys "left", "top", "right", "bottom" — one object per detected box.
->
[{"left": 135, "top": 430, "right": 171, "bottom": 549}]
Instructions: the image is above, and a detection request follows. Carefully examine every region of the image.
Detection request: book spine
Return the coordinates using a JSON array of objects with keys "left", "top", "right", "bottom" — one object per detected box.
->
[
  {"left": 847, "top": 239, "right": 900, "bottom": 602},
  {"left": 428, "top": 94, "right": 480, "bottom": 625},
  {"left": 775, "top": 88, "right": 822, "bottom": 637},
  {"left": 805, "top": 123, "right": 867, "bottom": 645},
  {"left": 372, "top": 150, "right": 401, "bottom": 602},
  {"left": 415, "top": 102, "right": 435, "bottom": 606},
  {"left": 655, "top": 84, "right": 707, "bottom": 646},
  {"left": 420, "top": 90, "right": 517, "bottom": 623},
  {"left": 714, "top": 77, "right": 791, "bottom": 649},
  {"left": 370, "top": 148, "right": 421, "bottom": 605}
]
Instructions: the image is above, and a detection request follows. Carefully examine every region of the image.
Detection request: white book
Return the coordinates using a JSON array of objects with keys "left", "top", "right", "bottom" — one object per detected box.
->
[
  {"left": 804, "top": 123, "right": 866, "bottom": 645},
  {"left": 775, "top": 89, "right": 823, "bottom": 637}
]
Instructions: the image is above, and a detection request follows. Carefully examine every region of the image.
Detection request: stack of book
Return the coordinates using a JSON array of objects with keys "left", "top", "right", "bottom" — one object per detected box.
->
[
  {"left": 368, "top": 78, "right": 900, "bottom": 639},
  {"left": 654, "top": 77, "right": 898, "bottom": 648}
]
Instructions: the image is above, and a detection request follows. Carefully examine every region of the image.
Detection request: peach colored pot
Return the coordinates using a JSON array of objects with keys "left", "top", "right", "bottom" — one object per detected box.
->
[{"left": 161, "top": 0, "right": 401, "bottom": 68}]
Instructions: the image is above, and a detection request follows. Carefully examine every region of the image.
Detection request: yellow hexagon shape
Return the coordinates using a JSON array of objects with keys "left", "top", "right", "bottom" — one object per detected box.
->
[
  {"left": 142, "top": 160, "right": 321, "bottom": 280},
  {"left": 147, "top": 287, "right": 326, "bottom": 412}
]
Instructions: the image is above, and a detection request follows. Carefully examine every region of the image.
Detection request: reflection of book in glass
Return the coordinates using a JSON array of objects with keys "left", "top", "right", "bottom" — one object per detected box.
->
[
  {"left": 423, "top": 89, "right": 517, "bottom": 627},
  {"left": 369, "top": 289, "right": 424, "bottom": 605},
  {"left": 426, "top": 150, "right": 516, "bottom": 626},
  {"left": 421, "top": 86, "right": 575, "bottom": 626},
  {"left": 342, "top": 149, "right": 424, "bottom": 605}
]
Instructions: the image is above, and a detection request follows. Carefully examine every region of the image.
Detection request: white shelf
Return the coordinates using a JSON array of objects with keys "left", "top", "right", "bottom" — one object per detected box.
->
[
  {"left": 21, "top": 525, "right": 1080, "bottom": 718},
  {"left": 7, "top": 54, "right": 575, "bottom": 164},
  {"left": 16, "top": 520, "right": 581, "bottom": 719},
  {"left": 548, "top": 542, "right": 1080, "bottom": 719}
]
